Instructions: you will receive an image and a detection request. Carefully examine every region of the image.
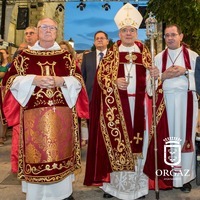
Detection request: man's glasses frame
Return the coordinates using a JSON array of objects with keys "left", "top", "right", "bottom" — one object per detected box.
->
[
  {"left": 38, "top": 24, "right": 57, "bottom": 31},
  {"left": 95, "top": 37, "right": 108, "bottom": 41},
  {"left": 120, "top": 28, "right": 137, "bottom": 33},
  {"left": 164, "top": 33, "right": 180, "bottom": 39}
]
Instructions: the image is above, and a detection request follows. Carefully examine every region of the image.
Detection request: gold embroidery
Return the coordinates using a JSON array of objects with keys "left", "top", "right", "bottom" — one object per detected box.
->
[
  {"left": 32, "top": 87, "right": 63, "bottom": 107},
  {"left": 148, "top": 97, "right": 166, "bottom": 143},
  {"left": 18, "top": 106, "right": 81, "bottom": 183},
  {"left": 98, "top": 43, "right": 135, "bottom": 171},
  {"left": 125, "top": 53, "right": 137, "bottom": 62},
  {"left": 142, "top": 45, "right": 151, "bottom": 69},
  {"left": 24, "top": 49, "right": 65, "bottom": 56},
  {"left": 37, "top": 61, "right": 56, "bottom": 76},
  {"left": 14, "top": 54, "right": 29, "bottom": 75},
  {"left": 133, "top": 132, "right": 143, "bottom": 144},
  {"left": 187, "top": 143, "right": 191, "bottom": 148},
  {"left": 15, "top": 50, "right": 83, "bottom": 183}
]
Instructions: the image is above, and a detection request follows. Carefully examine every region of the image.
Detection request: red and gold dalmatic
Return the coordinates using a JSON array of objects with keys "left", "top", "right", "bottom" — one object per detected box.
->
[
  {"left": 2, "top": 49, "right": 89, "bottom": 183},
  {"left": 84, "top": 40, "right": 151, "bottom": 186}
]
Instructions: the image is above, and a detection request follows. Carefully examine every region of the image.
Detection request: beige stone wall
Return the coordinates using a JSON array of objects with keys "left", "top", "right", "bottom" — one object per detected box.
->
[
  {"left": 156, "top": 22, "right": 164, "bottom": 54},
  {"left": 6, "top": 2, "right": 64, "bottom": 47}
]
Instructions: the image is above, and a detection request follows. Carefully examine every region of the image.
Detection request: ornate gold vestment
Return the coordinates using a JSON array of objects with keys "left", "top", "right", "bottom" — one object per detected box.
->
[{"left": 3, "top": 49, "right": 87, "bottom": 183}]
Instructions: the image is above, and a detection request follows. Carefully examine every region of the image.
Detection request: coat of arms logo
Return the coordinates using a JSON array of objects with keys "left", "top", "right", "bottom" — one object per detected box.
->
[{"left": 163, "top": 137, "right": 182, "bottom": 167}]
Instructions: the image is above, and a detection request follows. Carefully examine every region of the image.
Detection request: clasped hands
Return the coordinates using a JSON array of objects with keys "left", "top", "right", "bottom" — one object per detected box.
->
[
  {"left": 33, "top": 75, "right": 64, "bottom": 88},
  {"left": 161, "top": 65, "right": 186, "bottom": 81}
]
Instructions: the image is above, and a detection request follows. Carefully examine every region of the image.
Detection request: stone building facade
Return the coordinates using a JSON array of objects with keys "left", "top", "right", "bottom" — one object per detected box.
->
[{"left": 1, "top": 1, "right": 64, "bottom": 54}]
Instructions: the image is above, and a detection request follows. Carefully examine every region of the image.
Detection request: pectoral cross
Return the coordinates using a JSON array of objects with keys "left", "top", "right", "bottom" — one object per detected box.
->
[
  {"left": 125, "top": 52, "right": 133, "bottom": 84},
  {"left": 126, "top": 72, "right": 133, "bottom": 84},
  {"left": 133, "top": 132, "right": 143, "bottom": 144}
]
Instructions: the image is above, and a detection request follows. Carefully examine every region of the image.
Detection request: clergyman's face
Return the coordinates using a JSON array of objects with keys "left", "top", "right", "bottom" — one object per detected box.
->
[
  {"left": 37, "top": 18, "right": 57, "bottom": 43},
  {"left": 164, "top": 26, "right": 183, "bottom": 50},
  {"left": 119, "top": 26, "right": 138, "bottom": 47}
]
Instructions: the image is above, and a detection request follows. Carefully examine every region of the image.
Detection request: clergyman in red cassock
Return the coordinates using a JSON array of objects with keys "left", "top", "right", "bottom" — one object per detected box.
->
[{"left": 84, "top": 3, "right": 159, "bottom": 200}]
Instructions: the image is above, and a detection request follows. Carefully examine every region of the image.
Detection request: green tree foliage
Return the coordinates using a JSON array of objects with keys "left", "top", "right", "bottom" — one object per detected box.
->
[{"left": 147, "top": 0, "right": 200, "bottom": 54}]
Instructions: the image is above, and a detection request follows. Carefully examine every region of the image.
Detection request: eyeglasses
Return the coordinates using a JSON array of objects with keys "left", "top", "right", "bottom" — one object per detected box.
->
[
  {"left": 95, "top": 37, "right": 107, "bottom": 41},
  {"left": 164, "top": 33, "right": 179, "bottom": 38},
  {"left": 38, "top": 24, "right": 57, "bottom": 31},
  {"left": 120, "top": 28, "right": 136, "bottom": 33},
  {"left": 25, "top": 32, "right": 35, "bottom": 36}
]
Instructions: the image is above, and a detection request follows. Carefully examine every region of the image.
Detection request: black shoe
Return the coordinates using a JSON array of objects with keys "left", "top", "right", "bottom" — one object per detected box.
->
[
  {"left": 63, "top": 195, "right": 75, "bottom": 200},
  {"left": 138, "top": 196, "right": 146, "bottom": 199},
  {"left": 103, "top": 192, "right": 113, "bottom": 198},
  {"left": 180, "top": 182, "right": 192, "bottom": 193}
]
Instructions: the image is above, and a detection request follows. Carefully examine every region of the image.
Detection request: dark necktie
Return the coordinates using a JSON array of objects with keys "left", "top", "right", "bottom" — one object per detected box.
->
[{"left": 99, "top": 52, "right": 104, "bottom": 60}]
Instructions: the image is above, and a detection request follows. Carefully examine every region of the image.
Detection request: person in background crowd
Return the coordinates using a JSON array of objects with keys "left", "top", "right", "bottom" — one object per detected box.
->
[
  {"left": 80, "top": 31, "right": 109, "bottom": 147},
  {"left": 83, "top": 49, "right": 91, "bottom": 55},
  {"left": 77, "top": 50, "right": 91, "bottom": 70},
  {"left": 76, "top": 53, "right": 83, "bottom": 69},
  {"left": 0, "top": 49, "right": 11, "bottom": 146},
  {"left": 81, "top": 30, "right": 109, "bottom": 102},
  {"left": 24, "top": 26, "right": 38, "bottom": 48},
  {"left": 3, "top": 17, "right": 89, "bottom": 200},
  {"left": 76, "top": 50, "right": 91, "bottom": 147},
  {"left": 13, "top": 26, "right": 38, "bottom": 59},
  {"left": 17, "top": 42, "right": 28, "bottom": 51},
  {"left": 59, "top": 40, "right": 76, "bottom": 59},
  {"left": 84, "top": 3, "right": 159, "bottom": 199},
  {"left": 144, "top": 24, "right": 199, "bottom": 193}
]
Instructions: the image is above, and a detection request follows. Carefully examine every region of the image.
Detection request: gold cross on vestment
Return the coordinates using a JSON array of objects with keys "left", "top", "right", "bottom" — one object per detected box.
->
[
  {"left": 125, "top": 53, "right": 137, "bottom": 63},
  {"left": 53, "top": 106, "right": 56, "bottom": 112},
  {"left": 133, "top": 132, "right": 143, "bottom": 144}
]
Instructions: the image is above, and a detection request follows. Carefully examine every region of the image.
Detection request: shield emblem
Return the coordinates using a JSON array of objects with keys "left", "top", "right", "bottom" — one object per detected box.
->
[{"left": 164, "top": 141, "right": 181, "bottom": 166}]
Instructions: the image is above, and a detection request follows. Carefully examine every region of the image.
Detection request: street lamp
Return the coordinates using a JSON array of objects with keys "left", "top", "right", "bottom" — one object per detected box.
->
[{"left": 68, "top": 38, "right": 74, "bottom": 48}]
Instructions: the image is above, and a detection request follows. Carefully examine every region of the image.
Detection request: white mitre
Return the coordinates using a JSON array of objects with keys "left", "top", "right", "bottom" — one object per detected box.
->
[{"left": 114, "top": 3, "right": 143, "bottom": 30}]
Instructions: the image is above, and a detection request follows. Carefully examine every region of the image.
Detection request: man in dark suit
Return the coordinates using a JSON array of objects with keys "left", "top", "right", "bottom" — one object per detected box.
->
[
  {"left": 81, "top": 30, "right": 109, "bottom": 101},
  {"left": 195, "top": 56, "right": 200, "bottom": 95}
]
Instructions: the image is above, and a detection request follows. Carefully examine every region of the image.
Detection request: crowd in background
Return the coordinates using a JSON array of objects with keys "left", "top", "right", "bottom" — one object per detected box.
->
[{"left": 0, "top": 3, "right": 199, "bottom": 199}]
